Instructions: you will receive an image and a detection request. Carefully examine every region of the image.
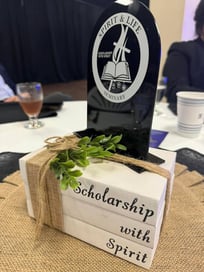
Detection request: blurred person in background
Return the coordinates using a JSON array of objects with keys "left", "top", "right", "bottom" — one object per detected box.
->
[
  {"left": 0, "top": 63, "right": 18, "bottom": 102},
  {"left": 162, "top": 0, "right": 204, "bottom": 103}
]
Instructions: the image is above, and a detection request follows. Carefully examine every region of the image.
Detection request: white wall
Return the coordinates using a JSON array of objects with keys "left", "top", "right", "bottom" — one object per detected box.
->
[
  {"left": 182, "top": 0, "right": 200, "bottom": 40},
  {"left": 150, "top": 0, "right": 201, "bottom": 78},
  {"left": 115, "top": 1, "right": 199, "bottom": 78},
  {"left": 150, "top": 0, "right": 185, "bottom": 79}
]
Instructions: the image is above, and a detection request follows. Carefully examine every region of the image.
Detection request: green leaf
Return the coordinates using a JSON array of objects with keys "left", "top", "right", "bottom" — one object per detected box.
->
[
  {"left": 60, "top": 178, "right": 69, "bottom": 190},
  {"left": 99, "top": 134, "right": 112, "bottom": 144},
  {"left": 86, "top": 147, "right": 102, "bottom": 157},
  {"left": 61, "top": 160, "right": 75, "bottom": 168},
  {"left": 78, "top": 136, "right": 90, "bottom": 146},
  {"left": 95, "top": 150, "right": 112, "bottom": 158},
  {"left": 69, "top": 170, "right": 83, "bottom": 177},
  {"left": 111, "top": 134, "right": 122, "bottom": 144},
  {"left": 57, "top": 151, "right": 69, "bottom": 161},
  {"left": 69, "top": 178, "right": 80, "bottom": 190},
  {"left": 116, "top": 143, "right": 127, "bottom": 151},
  {"left": 75, "top": 159, "right": 90, "bottom": 167},
  {"left": 105, "top": 143, "right": 116, "bottom": 151},
  {"left": 91, "top": 135, "right": 106, "bottom": 144}
]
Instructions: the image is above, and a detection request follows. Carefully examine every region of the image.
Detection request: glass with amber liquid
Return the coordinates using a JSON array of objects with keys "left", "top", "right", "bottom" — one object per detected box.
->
[{"left": 17, "top": 82, "right": 44, "bottom": 128}]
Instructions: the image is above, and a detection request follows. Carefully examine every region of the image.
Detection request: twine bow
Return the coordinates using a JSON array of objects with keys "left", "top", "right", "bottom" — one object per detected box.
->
[
  {"left": 44, "top": 135, "right": 80, "bottom": 151},
  {"left": 35, "top": 134, "right": 171, "bottom": 238}
]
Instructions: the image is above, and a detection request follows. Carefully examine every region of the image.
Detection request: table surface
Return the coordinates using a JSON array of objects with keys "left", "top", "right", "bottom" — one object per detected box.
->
[
  {"left": 0, "top": 101, "right": 87, "bottom": 153},
  {"left": 152, "top": 103, "right": 204, "bottom": 154},
  {"left": 0, "top": 102, "right": 203, "bottom": 272},
  {"left": 0, "top": 101, "right": 203, "bottom": 154}
]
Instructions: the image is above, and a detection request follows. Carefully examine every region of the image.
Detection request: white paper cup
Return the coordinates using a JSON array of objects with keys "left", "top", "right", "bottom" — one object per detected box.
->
[{"left": 176, "top": 91, "right": 204, "bottom": 138}]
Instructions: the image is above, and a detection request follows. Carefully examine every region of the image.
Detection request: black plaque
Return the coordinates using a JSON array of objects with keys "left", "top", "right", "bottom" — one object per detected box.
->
[{"left": 87, "top": 0, "right": 161, "bottom": 159}]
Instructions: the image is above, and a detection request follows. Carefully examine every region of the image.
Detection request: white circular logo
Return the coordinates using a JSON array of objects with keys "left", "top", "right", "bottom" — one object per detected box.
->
[{"left": 92, "top": 12, "right": 149, "bottom": 103}]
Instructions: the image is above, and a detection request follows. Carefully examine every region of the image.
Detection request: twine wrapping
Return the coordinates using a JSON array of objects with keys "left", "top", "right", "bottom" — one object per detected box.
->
[{"left": 26, "top": 134, "right": 171, "bottom": 238}]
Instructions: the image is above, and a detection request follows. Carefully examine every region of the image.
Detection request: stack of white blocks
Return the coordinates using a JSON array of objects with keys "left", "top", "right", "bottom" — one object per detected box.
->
[{"left": 20, "top": 147, "right": 176, "bottom": 269}]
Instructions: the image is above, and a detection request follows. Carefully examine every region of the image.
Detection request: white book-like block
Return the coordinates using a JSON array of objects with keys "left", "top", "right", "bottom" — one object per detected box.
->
[
  {"left": 19, "top": 147, "right": 176, "bottom": 269},
  {"left": 62, "top": 195, "right": 165, "bottom": 249},
  {"left": 25, "top": 193, "right": 164, "bottom": 249},
  {"left": 63, "top": 214, "right": 160, "bottom": 269},
  {"left": 62, "top": 148, "right": 176, "bottom": 226},
  {"left": 19, "top": 148, "right": 176, "bottom": 227}
]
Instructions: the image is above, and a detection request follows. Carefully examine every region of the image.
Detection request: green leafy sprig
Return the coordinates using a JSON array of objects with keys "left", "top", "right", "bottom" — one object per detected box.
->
[{"left": 50, "top": 134, "right": 127, "bottom": 191}]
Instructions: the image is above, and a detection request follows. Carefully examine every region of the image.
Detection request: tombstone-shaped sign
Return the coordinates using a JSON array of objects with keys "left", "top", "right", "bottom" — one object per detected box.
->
[{"left": 87, "top": 0, "right": 161, "bottom": 159}]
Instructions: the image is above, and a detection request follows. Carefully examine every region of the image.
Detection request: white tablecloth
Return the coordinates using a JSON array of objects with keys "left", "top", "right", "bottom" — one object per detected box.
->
[
  {"left": 0, "top": 101, "right": 87, "bottom": 153},
  {"left": 0, "top": 101, "right": 203, "bottom": 154},
  {"left": 152, "top": 103, "right": 204, "bottom": 154}
]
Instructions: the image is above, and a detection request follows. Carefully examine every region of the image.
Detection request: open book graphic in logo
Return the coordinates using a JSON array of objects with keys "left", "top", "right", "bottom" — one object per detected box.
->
[{"left": 101, "top": 24, "right": 132, "bottom": 91}]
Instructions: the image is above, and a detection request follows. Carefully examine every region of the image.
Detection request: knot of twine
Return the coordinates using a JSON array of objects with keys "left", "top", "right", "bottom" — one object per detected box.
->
[
  {"left": 36, "top": 134, "right": 171, "bottom": 238},
  {"left": 44, "top": 135, "right": 80, "bottom": 151}
]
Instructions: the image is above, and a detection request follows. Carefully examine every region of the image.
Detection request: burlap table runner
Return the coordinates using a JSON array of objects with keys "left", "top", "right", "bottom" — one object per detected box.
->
[{"left": 0, "top": 163, "right": 203, "bottom": 272}]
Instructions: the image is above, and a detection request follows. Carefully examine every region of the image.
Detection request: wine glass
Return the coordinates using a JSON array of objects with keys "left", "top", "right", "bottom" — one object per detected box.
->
[{"left": 17, "top": 82, "right": 44, "bottom": 128}]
